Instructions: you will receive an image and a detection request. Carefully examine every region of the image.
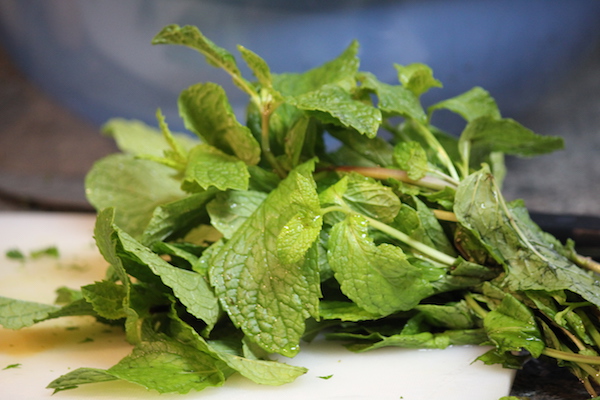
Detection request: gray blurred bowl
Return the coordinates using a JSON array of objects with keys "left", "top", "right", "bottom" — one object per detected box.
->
[{"left": 1, "top": 0, "right": 599, "bottom": 133}]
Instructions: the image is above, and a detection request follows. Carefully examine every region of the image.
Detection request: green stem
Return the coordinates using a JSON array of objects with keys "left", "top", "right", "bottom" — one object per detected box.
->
[
  {"left": 412, "top": 121, "right": 460, "bottom": 181},
  {"left": 364, "top": 215, "right": 457, "bottom": 266},
  {"left": 464, "top": 293, "right": 489, "bottom": 319},
  {"left": 491, "top": 177, "right": 548, "bottom": 263},
  {"left": 335, "top": 166, "right": 458, "bottom": 191},
  {"left": 458, "top": 139, "right": 471, "bottom": 180},
  {"left": 260, "top": 107, "right": 286, "bottom": 179},
  {"left": 321, "top": 206, "right": 457, "bottom": 266},
  {"left": 576, "top": 309, "right": 600, "bottom": 350},
  {"left": 542, "top": 347, "right": 600, "bottom": 365},
  {"left": 570, "top": 251, "right": 600, "bottom": 275}
]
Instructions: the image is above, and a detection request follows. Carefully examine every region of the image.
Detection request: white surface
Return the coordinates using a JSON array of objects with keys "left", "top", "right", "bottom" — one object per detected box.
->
[{"left": 0, "top": 212, "right": 515, "bottom": 399}]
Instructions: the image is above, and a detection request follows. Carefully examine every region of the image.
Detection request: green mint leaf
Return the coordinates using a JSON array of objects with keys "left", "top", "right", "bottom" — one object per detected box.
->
[
  {"left": 277, "top": 208, "right": 323, "bottom": 265},
  {"left": 113, "top": 225, "right": 220, "bottom": 330},
  {"left": 282, "top": 115, "right": 311, "bottom": 170},
  {"left": 319, "top": 300, "right": 382, "bottom": 322},
  {"left": 85, "top": 154, "right": 186, "bottom": 238},
  {"left": 327, "top": 213, "right": 433, "bottom": 316},
  {"left": 331, "top": 330, "right": 482, "bottom": 353},
  {"left": 93, "top": 209, "right": 141, "bottom": 343},
  {"left": 179, "top": 83, "right": 261, "bottom": 165},
  {"left": 263, "top": 40, "right": 359, "bottom": 146},
  {"left": 358, "top": 71, "right": 427, "bottom": 123},
  {"left": 272, "top": 40, "right": 360, "bottom": 96},
  {"left": 238, "top": 45, "right": 273, "bottom": 88},
  {"left": 416, "top": 301, "right": 476, "bottom": 330},
  {"left": 454, "top": 167, "right": 600, "bottom": 308},
  {"left": 276, "top": 160, "right": 323, "bottom": 264},
  {"left": 483, "top": 293, "right": 544, "bottom": 357},
  {"left": 459, "top": 116, "right": 564, "bottom": 159},
  {"left": 320, "top": 173, "right": 401, "bottom": 225},
  {"left": 102, "top": 118, "right": 198, "bottom": 158},
  {"left": 141, "top": 189, "right": 217, "bottom": 247},
  {"left": 328, "top": 127, "right": 394, "bottom": 167},
  {"left": 428, "top": 87, "right": 501, "bottom": 123},
  {"left": 0, "top": 297, "right": 60, "bottom": 329},
  {"left": 391, "top": 197, "right": 457, "bottom": 257},
  {"left": 47, "top": 368, "right": 118, "bottom": 393},
  {"left": 218, "top": 352, "right": 307, "bottom": 386},
  {"left": 152, "top": 24, "right": 254, "bottom": 97},
  {"left": 81, "top": 281, "right": 128, "bottom": 320},
  {"left": 287, "top": 83, "right": 382, "bottom": 138},
  {"left": 107, "top": 339, "right": 226, "bottom": 394},
  {"left": 393, "top": 141, "right": 429, "bottom": 180},
  {"left": 209, "top": 160, "right": 321, "bottom": 357},
  {"left": 206, "top": 190, "right": 268, "bottom": 240},
  {"left": 394, "top": 63, "right": 442, "bottom": 97},
  {"left": 183, "top": 144, "right": 250, "bottom": 192},
  {"left": 167, "top": 303, "right": 306, "bottom": 386}
]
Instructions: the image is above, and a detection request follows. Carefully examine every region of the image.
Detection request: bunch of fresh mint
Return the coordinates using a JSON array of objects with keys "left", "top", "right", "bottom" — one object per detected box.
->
[{"left": 2, "top": 24, "right": 600, "bottom": 397}]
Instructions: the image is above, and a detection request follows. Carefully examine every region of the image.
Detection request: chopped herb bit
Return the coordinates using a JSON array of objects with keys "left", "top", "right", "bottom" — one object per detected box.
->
[
  {"left": 30, "top": 246, "right": 60, "bottom": 259},
  {"left": 5, "top": 249, "right": 25, "bottom": 260},
  {"left": 3, "top": 363, "right": 21, "bottom": 370}
]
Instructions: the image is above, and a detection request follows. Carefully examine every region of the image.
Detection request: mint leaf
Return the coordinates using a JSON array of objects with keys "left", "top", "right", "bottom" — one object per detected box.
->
[
  {"left": 107, "top": 339, "right": 226, "bottom": 394},
  {"left": 320, "top": 173, "right": 401, "bottom": 225},
  {"left": 238, "top": 45, "right": 272, "bottom": 88},
  {"left": 327, "top": 213, "right": 433, "bottom": 316},
  {"left": 460, "top": 116, "right": 564, "bottom": 159},
  {"left": 183, "top": 144, "right": 250, "bottom": 191},
  {"left": 209, "top": 160, "right": 321, "bottom": 357},
  {"left": 114, "top": 226, "right": 221, "bottom": 331},
  {"left": 0, "top": 297, "right": 60, "bottom": 329},
  {"left": 454, "top": 167, "right": 600, "bottom": 308},
  {"left": 393, "top": 141, "right": 429, "bottom": 180},
  {"left": 141, "top": 189, "right": 217, "bottom": 246},
  {"left": 272, "top": 40, "right": 360, "bottom": 96},
  {"left": 93, "top": 209, "right": 141, "bottom": 343},
  {"left": 428, "top": 87, "right": 501, "bottom": 122},
  {"left": 394, "top": 63, "right": 442, "bottom": 97},
  {"left": 179, "top": 83, "right": 261, "bottom": 165},
  {"left": 484, "top": 293, "right": 544, "bottom": 358},
  {"left": 218, "top": 352, "right": 307, "bottom": 386},
  {"left": 152, "top": 24, "right": 254, "bottom": 97},
  {"left": 287, "top": 84, "right": 382, "bottom": 138},
  {"left": 81, "top": 281, "right": 128, "bottom": 320},
  {"left": 85, "top": 154, "right": 186, "bottom": 238},
  {"left": 102, "top": 118, "right": 198, "bottom": 158},
  {"left": 328, "top": 127, "right": 394, "bottom": 167},
  {"left": 358, "top": 71, "right": 427, "bottom": 123},
  {"left": 47, "top": 368, "right": 118, "bottom": 393},
  {"left": 206, "top": 190, "right": 268, "bottom": 239},
  {"left": 319, "top": 301, "right": 382, "bottom": 322}
]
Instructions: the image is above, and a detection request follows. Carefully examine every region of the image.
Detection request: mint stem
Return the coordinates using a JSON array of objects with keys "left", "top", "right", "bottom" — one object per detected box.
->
[
  {"left": 335, "top": 166, "right": 457, "bottom": 191},
  {"left": 542, "top": 347, "right": 600, "bottom": 365},
  {"left": 363, "top": 216, "right": 457, "bottom": 266},
  {"left": 321, "top": 206, "right": 457, "bottom": 266},
  {"left": 260, "top": 108, "right": 287, "bottom": 178},
  {"left": 411, "top": 121, "right": 460, "bottom": 181}
]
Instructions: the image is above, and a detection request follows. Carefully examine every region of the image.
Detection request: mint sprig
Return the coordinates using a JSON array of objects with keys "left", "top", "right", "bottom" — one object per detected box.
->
[{"left": 4, "top": 23, "right": 599, "bottom": 397}]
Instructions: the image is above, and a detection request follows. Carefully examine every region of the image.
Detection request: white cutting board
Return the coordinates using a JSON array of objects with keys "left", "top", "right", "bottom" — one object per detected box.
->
[{"left": 0, "top": 212, "right": 515, "bottom": 400}]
